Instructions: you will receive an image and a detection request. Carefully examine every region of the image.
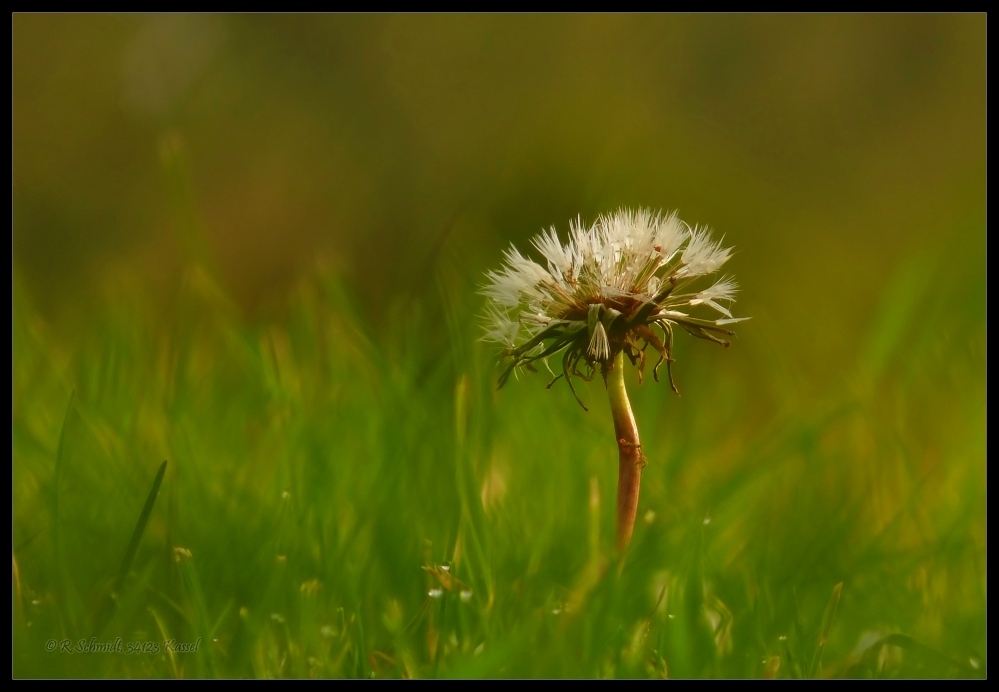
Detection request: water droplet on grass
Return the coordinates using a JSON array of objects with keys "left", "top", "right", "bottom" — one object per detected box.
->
[{"left": 428, "top": 588, "right": 443, "bottom": 599}]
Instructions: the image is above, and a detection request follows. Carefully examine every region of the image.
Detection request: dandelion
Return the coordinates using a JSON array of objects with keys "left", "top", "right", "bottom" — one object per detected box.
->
[{"left": 482, "top": 208, "right": 747, "bottom": 551}]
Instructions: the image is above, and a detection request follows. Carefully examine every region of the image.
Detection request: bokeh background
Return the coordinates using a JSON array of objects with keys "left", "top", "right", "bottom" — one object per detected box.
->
[
  {"left": 15, "top": 15, "right": 985, "bottom": 348},
  {"left": 14, "top": 14, "right": 985, "bottom": 678}
]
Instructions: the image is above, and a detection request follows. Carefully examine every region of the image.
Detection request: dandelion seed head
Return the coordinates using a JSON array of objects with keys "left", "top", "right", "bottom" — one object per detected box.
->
[{"left": 482, "top": 207, "right": 747, "bottom": 402}]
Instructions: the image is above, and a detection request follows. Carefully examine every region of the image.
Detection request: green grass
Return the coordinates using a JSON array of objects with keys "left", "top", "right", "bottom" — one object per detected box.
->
[{"left": 12, "top": 243, "right": 986, "bottom": 678}]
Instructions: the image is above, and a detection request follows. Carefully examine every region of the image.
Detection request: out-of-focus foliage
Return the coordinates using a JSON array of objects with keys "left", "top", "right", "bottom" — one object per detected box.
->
[{"left": 13, "top": 14, "right": 984, "bottom": 678}]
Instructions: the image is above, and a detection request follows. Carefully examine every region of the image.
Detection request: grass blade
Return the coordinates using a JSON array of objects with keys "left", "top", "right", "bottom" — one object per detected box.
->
[
  {"left": 91, "top": 460, "right": 168, "bottom": 637},
  {"left": 114, "top": 460, "right": 168, "bottom": 593},
  {"left": 809, "top": 581, "right": 842, "bottom": 676},
  {"left": 52, "top": 389, "right": 80, "bottom": 635}
]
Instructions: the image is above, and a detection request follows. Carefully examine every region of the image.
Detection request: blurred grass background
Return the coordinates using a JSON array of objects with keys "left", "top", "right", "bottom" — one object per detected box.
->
[{"left": 13, "top": 14, "right": 985, "bottom": 678}]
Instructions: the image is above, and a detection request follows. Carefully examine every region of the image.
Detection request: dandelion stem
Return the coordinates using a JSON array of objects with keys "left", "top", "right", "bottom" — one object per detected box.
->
[{"left": 608, "top": 350, "right": 643, "bottom": 552}]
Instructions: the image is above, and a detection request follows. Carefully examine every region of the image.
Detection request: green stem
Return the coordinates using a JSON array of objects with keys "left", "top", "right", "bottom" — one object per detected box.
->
[{"left": 608, "top": 351, "right": 644, "bottom": 552}]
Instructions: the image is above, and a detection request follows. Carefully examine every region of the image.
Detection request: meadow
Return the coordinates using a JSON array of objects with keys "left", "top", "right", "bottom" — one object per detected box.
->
[{"left": 13, "top": 15, "right": 986, "bottom": 678}]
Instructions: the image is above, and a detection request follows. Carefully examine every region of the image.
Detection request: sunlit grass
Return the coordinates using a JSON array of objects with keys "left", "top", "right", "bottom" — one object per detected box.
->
[{"left": 12, "top": 241, "right": 985, "bottom": 678}]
